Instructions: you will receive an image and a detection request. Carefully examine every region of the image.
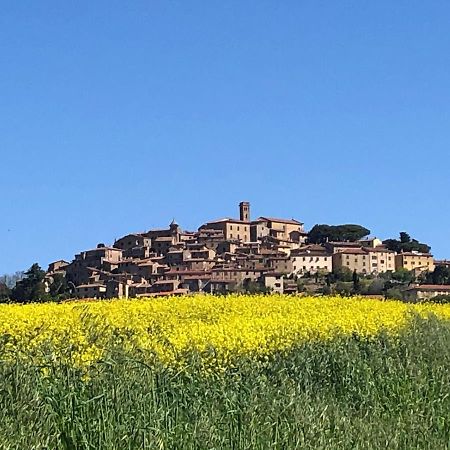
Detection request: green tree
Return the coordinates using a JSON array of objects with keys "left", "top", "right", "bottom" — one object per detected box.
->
[
  {"left": 383, "top": 233, "right": 430, "bottom": 254},
  {"left": 391, "top": 268, "right": 415, "bottom": 284},
  {"left": 332, "top": 267, "right": 354, "bottom": 282},
  {"left": 48, "top": 273, "right": 71, "bottom": 299},
  {"left": 308, "top": 224, "right": 370, "bottom": 244},
  {"left": 425, "top": 265, "right": 450, "bottom": 285},
  {"left": 428, "top": 294, "right": 450, "bottom": 304},
  {"left": 400, "top": 232, "right": 411, "bottom": 244},
  {"left": 352, "top": 270, "right": 361, "bottom": 294},
  {"left": 11, "top": 264, "right": 48, "bottom": 303}
]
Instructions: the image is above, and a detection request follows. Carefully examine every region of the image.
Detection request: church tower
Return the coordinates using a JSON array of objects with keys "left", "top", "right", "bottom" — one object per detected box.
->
[{"left": 239, "top": 201, "right": 250, "bottom": 222}]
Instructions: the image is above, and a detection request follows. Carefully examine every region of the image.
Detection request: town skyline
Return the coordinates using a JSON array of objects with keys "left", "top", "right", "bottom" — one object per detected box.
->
[
  {"left": 1, "top": 199, "right": 444, "bottom": 275},
  {"left": 0, "top": 200, "right": 441, "bottom": 303}
]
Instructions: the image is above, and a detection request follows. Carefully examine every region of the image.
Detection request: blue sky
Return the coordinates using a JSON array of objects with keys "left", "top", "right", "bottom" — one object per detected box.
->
[{"left": 1, "top": 1, "right": 450, "bottom": 273}]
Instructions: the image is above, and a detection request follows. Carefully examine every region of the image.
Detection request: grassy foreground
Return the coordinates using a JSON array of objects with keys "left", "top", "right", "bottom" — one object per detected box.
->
[{"left": 0, "top": 296, "right": 449, "bottom": 449}]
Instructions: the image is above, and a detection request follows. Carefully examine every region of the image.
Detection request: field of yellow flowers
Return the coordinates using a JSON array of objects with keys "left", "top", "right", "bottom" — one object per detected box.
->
[
  {"left": 1, "top": 295, "right": 450, "bottom": 449},
  {"left": 1, "top": 294, "right": 449, "bottom": 370}
]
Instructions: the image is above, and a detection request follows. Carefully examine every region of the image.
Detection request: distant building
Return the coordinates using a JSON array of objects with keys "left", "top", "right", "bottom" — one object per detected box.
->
[
  {"left": 332, "top": 246, "right": 395, "bottom": 275},
  {"left": 114, "top": 234, "right": 150, "bottom": 252},
  {"left": 199, "top": 219, "right": 250, "bottom": 242},
  {"left": 262, "top": 273, "right": 284, "bottom": 294},
  {"left": 395, "top": 252, "right": 434, "bottom": 273},
  {"left": 47, "top": 260, "right": 69, "bottom": 274},
  {"left": 332, "top": 248, "right": 369, "bottom": 274},
  {"left": 404, "top": 284, "right": 450, "bottom": 302},
  {"left": 250, "top": 217, "right": 306, "bottom": 243},
  {"left": 291, "top": 246, "right": 332, "bottom": 275}
]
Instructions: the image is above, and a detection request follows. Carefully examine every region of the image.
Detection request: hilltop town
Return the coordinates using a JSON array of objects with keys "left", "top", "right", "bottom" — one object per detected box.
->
[{"left": 34, "top": 202, "right": 448, "bottom": 303}]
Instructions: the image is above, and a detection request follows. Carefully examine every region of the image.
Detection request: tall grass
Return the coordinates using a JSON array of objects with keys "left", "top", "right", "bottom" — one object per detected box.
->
[{"left": 0, "top": 316, "right": 449, "bottom": 449}]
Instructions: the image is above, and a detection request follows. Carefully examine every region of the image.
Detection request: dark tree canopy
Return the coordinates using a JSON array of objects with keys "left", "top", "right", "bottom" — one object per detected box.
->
[
  {"left": 0, "top": 282, "right": 10, "bottom": 301},
  {"left": 424, "top": 265, "right": 450, "bottom": 285},
  {"left": 308, "top": 224, "right": 370, "bottom": 244},
  {"left": 383, "top": 232, "right": 430, "bottom": 254},
  {"left": 11, "top": 263, "right": 47, "bottom": 303},
  {"left": 48, "top": 273, "right": 70, "bottom": 298}
]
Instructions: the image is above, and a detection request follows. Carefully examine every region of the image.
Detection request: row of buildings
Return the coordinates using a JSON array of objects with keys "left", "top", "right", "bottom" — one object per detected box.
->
[{"left": 45, "top": 202, "right": 446, "bottom": 301}]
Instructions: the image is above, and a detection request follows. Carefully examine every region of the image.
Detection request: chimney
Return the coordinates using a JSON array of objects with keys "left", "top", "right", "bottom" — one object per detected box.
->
[{"left": 239, "top": 201, "right": 250, "bottom": 222}]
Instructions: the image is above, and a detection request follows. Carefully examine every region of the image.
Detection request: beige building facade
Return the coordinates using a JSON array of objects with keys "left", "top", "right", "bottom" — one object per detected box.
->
[
  {"left": 200, "top": 219, "right": 250, "bottom": 242},
  {"left": 395, "top": 252, "right": 434, "bottom": 273},
  {"left": 292, "top": 251, "right": 333, "bottom": 275}
]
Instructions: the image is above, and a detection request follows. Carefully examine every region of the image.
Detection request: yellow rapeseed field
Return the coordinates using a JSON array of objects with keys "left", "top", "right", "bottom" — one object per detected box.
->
[{"left": 1, "top": 295, "right": 449, "bottom": 370}]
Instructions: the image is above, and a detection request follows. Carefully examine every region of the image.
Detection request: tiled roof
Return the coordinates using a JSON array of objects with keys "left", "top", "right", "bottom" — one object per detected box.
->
[
  {"left": 364, "top": 247, "right": 395, "bottom": 253},
  {"left": 256, "top": 217, "right": 303, "bottom": 225},
  {"left": 335, "top": 248, "right": 367, "bottom": 255},
  {"left": 203, "top": 218, "right": 249, "bottom": 225},
  {"left": 407, "top": 284, "right": 450, "bottom": 291},
  {"left": 398, "top": 252, "right": 433, "bottom": 257}
]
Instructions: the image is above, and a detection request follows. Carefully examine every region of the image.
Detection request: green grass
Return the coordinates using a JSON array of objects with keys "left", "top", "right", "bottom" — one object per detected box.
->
[{"left": 0, "top": 316, "right": 449, "bottom": 449}]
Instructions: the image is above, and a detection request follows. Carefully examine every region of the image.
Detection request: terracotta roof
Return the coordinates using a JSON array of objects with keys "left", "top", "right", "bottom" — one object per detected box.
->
[
  {"left": 292, "top": 252, "right": 332, "bottom": 257},
  {"left": 327, "top": 242, "right": 362, "bottom": 247},
  {"left": 202, "top": 218, "right": 249, "bottom": 225},
  {"left": 183, "top": 275, "right": 211, "bottom": 280},
  {"left": 398, "top": 252, "right": 433, "bottom": 257},
  {"left": 407, "top": 284, "right": 450, "bottom": 292},
  {"left": 84, "top": 246, "right": 123, "bottom": 253},
  {"left": 364, "top": 247, "right": 395, "bottom": 254},
  {"left": 212, "top": 268, "right": 265, "bottom": 273},
  {"left": 256, "top": 217, "right": 303, "bottom": 225},
  {"left": 152, "top": 280, "right": 178, "bottom": 285},
  {"left": 115, "top": 233, "right": 145, "bottom": 240},
  {"left": 165, "top": 270, "right": 212, "bottom": 275},
  {"left": 335, "top": 248, "right": 366, "bottom": 255}
]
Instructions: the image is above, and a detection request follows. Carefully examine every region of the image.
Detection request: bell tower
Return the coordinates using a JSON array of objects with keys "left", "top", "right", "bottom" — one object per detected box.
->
[{"left": 239, "top": 201, "right": 250, "bottom": 222}]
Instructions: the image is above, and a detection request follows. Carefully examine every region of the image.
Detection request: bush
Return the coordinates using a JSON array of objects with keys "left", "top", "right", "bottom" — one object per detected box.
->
[{"left": 426, "top": 294, "right": 450, "bottom": 304}]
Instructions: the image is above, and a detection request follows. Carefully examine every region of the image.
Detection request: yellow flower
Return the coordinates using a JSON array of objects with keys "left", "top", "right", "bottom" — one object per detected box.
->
[{"left": 0, "top": 295, "right": 448, "bottom": 371}]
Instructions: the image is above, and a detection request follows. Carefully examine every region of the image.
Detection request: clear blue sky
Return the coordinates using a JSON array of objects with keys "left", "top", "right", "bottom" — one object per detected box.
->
[{"left": 1, "top": 1, "right": 450, "bottom": 274}]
